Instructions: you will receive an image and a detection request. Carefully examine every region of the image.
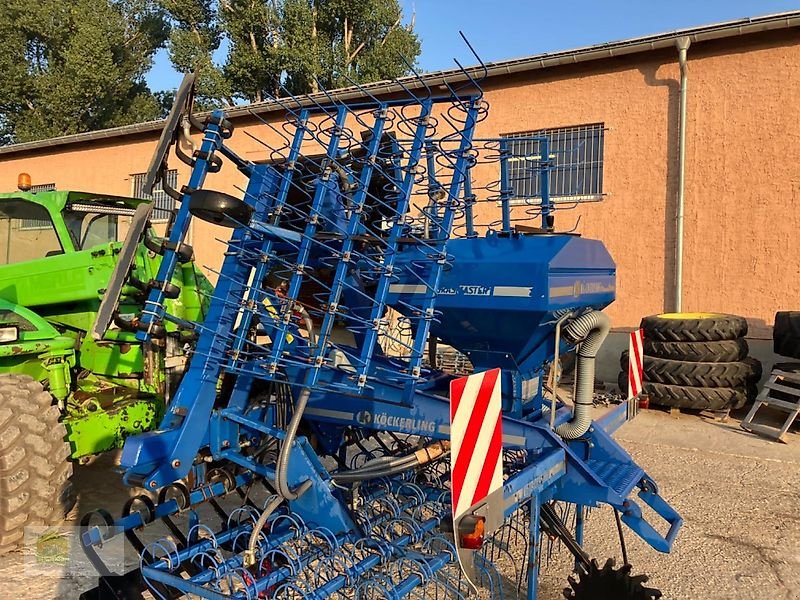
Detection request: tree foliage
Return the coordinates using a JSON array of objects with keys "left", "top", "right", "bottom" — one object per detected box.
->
[
  {"left": 0, "top": 0, "right": 420, "bottom": 144},
  {"left": 0, "top": 0, "right": 168, "bottom": 144},
  {"left": 163, "top": 0, "right": 420, "bottom": 103}
]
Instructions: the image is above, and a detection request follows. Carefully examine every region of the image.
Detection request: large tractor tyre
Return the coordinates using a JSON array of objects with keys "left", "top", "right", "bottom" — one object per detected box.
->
[
  {"left": 773, "top": 311, "right": 800, "bottom": 359},
  {"left": 643, "top": 338, "right": 748, "bottom": 363},
  {"left": 0, "top": 375, "right": 74, "bottom": 554},
  {"left": 617, "top": 372, "right": 747, "bottom": 410},
  {"left": 619, "top": 352, "right": 761, "bottom": 388},
  {"left": 640, "top": 313, "right": 747, "bottom": 343}
]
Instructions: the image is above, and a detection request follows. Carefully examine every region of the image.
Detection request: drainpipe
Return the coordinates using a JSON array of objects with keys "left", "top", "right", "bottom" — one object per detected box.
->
[{"left": 674, "top": 37, "right": 690, "bottom": 313}]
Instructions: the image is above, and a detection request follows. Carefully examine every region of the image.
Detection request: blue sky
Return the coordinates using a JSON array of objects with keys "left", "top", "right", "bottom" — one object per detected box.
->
[{"left": 145, "top": 0, "right": 800, "bottom": 91}]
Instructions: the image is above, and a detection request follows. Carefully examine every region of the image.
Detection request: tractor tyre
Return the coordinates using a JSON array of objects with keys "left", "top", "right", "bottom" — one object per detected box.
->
[
  {"left": 0, "top": 375, "right": 74, "bottom": 554},
  {"left": 643, "top": 338, "right": 749, "bottom": 363},
  {"left": 640, "top": 313, "right": 747, "bottom": 342},
  {"left": 617, "top": 374, "right": 747, "bottom": 410},
  {"left": 742, "top": 357, "right": 763, "bottom": 382},
  {"left": 773, "top": 311, "right": 800, "bottom": 359},
  {"left": 620, "top": 352, "right": 761, "bottom": 388}
]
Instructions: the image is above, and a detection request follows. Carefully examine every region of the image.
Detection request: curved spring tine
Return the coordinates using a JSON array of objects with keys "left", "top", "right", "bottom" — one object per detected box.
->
[
  {"left": 227, "top": 504, "right": 262, "bottom": 529},
  {"left": 269, "top": 511, "right": 308, "bottom": 537},
  {"left": 187, "top": 522, "right": 220, "bottom": 548},
  {"left": 355, "top": 573, "right": 396, "bottom": 600},
  {"left": 140, "top": 537, "right": 181, "bottom": 572}
]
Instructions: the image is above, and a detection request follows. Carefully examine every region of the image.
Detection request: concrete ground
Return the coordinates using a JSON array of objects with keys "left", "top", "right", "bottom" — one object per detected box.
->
[{"left": 0, "top": 407, "right": 797, "bottom": 599}]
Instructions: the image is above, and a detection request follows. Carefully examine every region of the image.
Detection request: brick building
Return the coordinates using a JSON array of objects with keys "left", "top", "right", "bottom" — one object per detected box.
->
[{"left": 1, "top": 12, "right": 798, "bottom": 373}]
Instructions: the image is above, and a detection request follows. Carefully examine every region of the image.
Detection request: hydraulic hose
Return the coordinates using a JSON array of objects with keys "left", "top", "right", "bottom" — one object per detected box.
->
[
  {"left": 276, "top": 387, "right": 313, "bottom": 500},
  {"left": 554, "top": 310, "right": 611, "bottom": 440},
  {"left": 332, "top": 441, "right": 449, "bottom": 483},
  {"left": 243, "top": 494, "right": 284, "bottom": 567}
]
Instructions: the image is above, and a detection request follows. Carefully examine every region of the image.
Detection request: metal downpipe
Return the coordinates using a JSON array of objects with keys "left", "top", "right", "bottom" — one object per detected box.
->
[
  {"left": 675, "top": 37, "right": 691, "bottom": 312},
  {"left": 555, "top": 311, "right": 611, "bottom": 439}
]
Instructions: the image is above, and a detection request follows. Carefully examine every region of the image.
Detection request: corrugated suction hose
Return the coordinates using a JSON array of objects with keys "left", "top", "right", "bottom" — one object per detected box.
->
[{"left": 555, "top": 310, "right": 611, "bottom": 439}]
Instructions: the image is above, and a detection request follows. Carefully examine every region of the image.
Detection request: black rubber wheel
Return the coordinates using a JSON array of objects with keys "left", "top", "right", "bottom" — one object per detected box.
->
[
  {"left": 620, "top": 352, "right": 761, "bottom": 388},
  {"left": 643, "top": 338, "right": 748, "bottom": 362},
  {"left": 617, "top": 372, "right": 748, "bottom": 410},
  {"left": 0, "top": 375, "right": 74, "bottom": 554},
  {"left": 563, "top": 558, "right": 662, "bottom": 599},
  {"left": 188, "top": 189, "right": 253, "bottom": 228},
  {"left": 773, "top": 311, "right": 800, "bottom": 359},
  {"left": 641, "top": 313, "right": 747, "bottom": 342},
  {"left": 742, "top": 357, "right": 763, "bottom": 382}
]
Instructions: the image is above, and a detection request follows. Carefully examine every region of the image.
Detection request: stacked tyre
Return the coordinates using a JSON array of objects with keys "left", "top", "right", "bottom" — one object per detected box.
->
[
  {"left": 774, "top": 311, "right": 800, "bottom": 360},
  {"left": 618, "top": 313, "right": 761, "bottom": 411}
]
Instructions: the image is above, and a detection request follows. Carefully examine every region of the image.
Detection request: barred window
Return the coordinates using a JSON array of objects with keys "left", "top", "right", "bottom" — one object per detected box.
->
[
  {"left": 131, "top": 170, "right": 178, "bottom": 221},
  {"left": 20, "top": 183, "right": 56, "bottom": 229},
  {"left": 503, "top": 124, "right": 605, "bottom": 204}
]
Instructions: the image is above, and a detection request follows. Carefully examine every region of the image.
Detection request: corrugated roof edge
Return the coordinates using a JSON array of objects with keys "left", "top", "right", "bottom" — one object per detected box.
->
[{"left": 2, "top": 9, "right": 799, "bottom": 157}]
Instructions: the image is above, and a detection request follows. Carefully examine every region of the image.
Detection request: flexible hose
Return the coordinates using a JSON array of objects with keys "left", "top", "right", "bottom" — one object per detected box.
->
[
  {"left": 276, "top": 388, "right": 313, "bottom": 500},
  {"left": 554, "top": 310, "right": 611, "bottom": 440},
  {"left": 332, "top": 441, "right": 449, "bottom": 483},
  {"left": 243, "top": 495, "right": 284, "bottom": 567}
]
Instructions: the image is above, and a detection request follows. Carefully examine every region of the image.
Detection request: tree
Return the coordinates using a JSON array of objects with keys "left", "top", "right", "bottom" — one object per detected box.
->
[
  {"left": 162, "top": 0, "right": 420, "bottom": 104},
  {"left": 0, "top": 0, "right": 169, "bottom": 145}
]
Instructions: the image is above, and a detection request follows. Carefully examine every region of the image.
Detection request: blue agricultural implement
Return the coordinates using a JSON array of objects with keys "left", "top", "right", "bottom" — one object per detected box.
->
[{"left": 81, "top": 47, "right": 682, "bottom": 600}]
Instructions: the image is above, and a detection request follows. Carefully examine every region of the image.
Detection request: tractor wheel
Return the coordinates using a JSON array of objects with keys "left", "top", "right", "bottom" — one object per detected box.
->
[
  {"left": 773, "top": 311, "right": 800, "bottom": 359},
  {"left": 643, "top": 338, "right": 748, "bottom": 363},
  {"left": 640, "top": 313, "right": 747, "bottom": 342},
  {"left": 617, "top": 373, "right": 748, "bottom": 410},
  {"left": 619, "top": 352, "right": 761, "bottom": 388},
  {"left": 0, "top": 375, "right": 74, "bottom": 554}
]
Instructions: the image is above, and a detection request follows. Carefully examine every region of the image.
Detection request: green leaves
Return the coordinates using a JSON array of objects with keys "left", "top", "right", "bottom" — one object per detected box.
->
[
  {"left": 0, "top": 0, "right": 168, "bottom": 144},
  {"left": 164, "top": 0, "right": 420, "bottom": 104},
  {"left": 0, "top": 0, "right": 420, "bottom": 144}
]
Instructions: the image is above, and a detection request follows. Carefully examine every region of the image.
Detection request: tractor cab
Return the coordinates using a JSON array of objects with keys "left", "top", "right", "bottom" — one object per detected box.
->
[
  {"left": 0, "top": 175, "right": 212, "bottom": 461},
  {"left": 0, "top": 182, "right": 148, "bottom": 265}
]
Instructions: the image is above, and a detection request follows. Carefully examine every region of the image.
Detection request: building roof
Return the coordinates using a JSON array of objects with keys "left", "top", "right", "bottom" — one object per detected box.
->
[{"left": 2, "top": 10, "right": 799, "bottom": 157}]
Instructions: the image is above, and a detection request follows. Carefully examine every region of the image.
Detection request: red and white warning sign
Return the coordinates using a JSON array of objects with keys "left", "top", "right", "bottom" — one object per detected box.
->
[
  {"left": 628, "top": 328, "right": 645, "bottom": 399},
  {"left": 449, "top": 367, "right": 504, "bottom": 524}
]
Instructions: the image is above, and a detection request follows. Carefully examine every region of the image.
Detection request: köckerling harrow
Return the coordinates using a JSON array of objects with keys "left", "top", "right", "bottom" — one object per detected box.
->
[{"left": 81, "top": 43, "right": 681, "bottom": 600}]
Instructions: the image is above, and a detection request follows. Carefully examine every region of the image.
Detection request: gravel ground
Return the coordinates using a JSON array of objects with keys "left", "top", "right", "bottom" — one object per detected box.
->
[{"left": 0, "top": 407, "right": 797, "bottom": 599}]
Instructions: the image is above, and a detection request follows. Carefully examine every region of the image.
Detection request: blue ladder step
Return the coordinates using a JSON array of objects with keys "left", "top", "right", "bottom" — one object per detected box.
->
[{"left": 586, "top": 458, "right": 644, "bottom": 498}]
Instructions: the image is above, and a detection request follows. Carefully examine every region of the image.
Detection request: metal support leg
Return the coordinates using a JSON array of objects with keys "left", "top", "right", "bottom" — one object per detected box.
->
[
  {"left": 527, "top": 496, "right": 540, "bottom": 600},
  {"left": 575, "top": 504, "right": 585, "bottom": 572}
]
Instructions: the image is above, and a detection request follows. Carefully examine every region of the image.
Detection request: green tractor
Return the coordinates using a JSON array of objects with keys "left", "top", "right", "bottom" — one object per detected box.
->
[{"left": 0, "top": 183, "right": 212, "bottom": 553}]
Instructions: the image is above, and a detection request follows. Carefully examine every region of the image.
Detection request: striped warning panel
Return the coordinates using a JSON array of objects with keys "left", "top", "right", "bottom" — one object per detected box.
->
[
  {"left": 628, "top": 328, "right": 645, "bottom": 399},
  {"left": 449, "top": 368, "right": 503, "bottom": 520}
]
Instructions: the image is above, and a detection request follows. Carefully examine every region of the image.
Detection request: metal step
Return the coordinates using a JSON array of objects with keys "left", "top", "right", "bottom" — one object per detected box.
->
[
  {"left": 740, "top": 368, "right": 800, "bottom": 443},
  {"left": 586, "top": 458, "right": 644, "bottom": 498}
]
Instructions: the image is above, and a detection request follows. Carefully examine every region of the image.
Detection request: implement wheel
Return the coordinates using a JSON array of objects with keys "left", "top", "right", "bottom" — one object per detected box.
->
[
  {"left": 188, "top": 189, "right": 253, "bottom": 228},
  {"left": 564, "top": 558, "right": 662, "bottom": 599},
  {"left": 0, "top": 375, "right": 74, "bottom": 554},
  {"left": 641, "top": 313, "right": 747, "bottom": 342}
]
